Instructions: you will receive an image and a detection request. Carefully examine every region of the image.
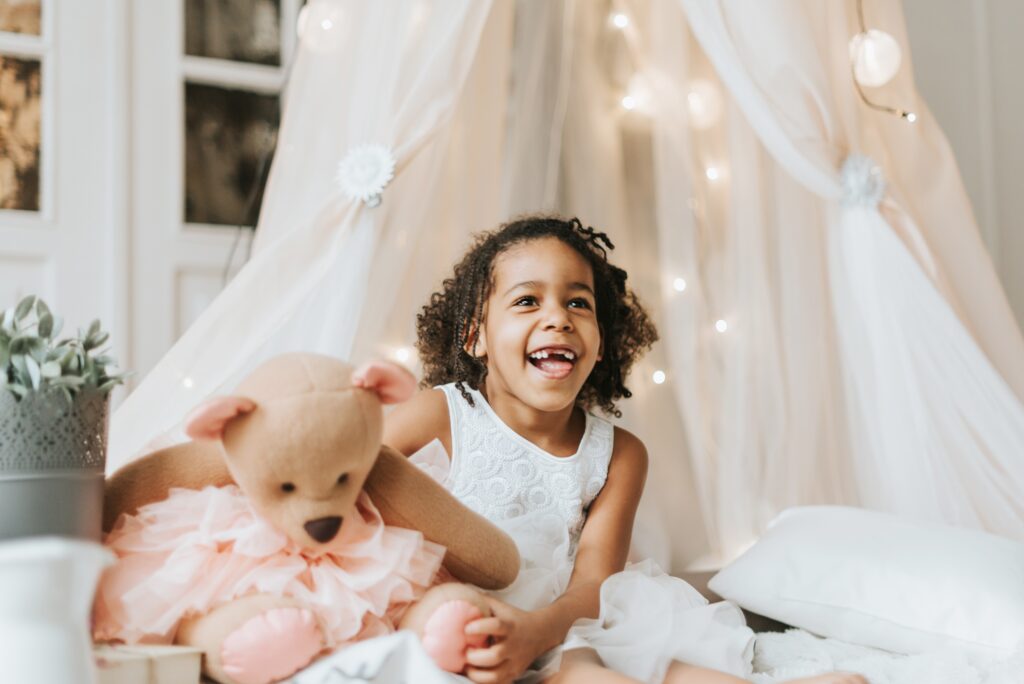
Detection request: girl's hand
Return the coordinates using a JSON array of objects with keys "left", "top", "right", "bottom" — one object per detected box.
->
[{"left": 462, "top": 598, "right": 550, "bottom": 684}]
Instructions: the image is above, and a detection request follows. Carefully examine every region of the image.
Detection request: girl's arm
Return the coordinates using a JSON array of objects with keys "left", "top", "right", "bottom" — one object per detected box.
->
[
  {"left": 381, "top": 387, "right": 452, "bottom": 457},
  {"left": 464, "top": 427, "right": 648, "bottom": 680}
]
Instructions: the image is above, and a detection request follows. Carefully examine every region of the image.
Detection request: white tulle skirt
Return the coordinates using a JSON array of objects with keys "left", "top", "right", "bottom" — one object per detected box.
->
[{"left": 411, "top": 442, "right": 755, "bottom": 683}]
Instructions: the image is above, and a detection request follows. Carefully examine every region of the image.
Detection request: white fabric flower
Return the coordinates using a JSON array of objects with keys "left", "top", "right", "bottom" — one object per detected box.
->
[
  {"left": 840, "top": 154, "right": 886, "bottom": 208},
  {"left": 336, "top": 143, "right": 396, "bottom": 208}
]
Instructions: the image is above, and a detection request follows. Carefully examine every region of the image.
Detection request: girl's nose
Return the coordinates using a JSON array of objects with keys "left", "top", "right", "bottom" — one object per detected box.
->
[{"left": 543, "top": 307, "right": 573, "bottom": 332}]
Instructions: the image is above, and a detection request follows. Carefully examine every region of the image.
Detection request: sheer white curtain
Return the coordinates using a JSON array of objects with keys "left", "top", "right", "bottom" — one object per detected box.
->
[
  {"left": 111, "top": 0, "right": 1024, "bottom": 571},
  {"left": 109, "top": 0, "right": 510, "bottom": 470},
  {"left": 675, "top": 0, "right": 1024, "bottom": 547}
]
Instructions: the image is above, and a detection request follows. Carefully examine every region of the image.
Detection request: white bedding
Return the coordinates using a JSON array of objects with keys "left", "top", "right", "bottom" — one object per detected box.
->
[
  {"left": 751, "top": 629, "right": 1023, "bottom": 684},
  {"left": 281, "top": 628, "right": 1024, "bottom": 684}
]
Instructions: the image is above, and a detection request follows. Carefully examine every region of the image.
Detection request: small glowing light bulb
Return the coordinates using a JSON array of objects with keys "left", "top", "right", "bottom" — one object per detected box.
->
[
  {"left": 621, "top": 95, "right": 637, "bottom": 111},
  {"left": 394, "top": 347, "right": 412, "bottom": 363},
  {"left": 673, "top": 278, "right": 687, "bottom": 292},
  {"left": 705, "top": 166, "right": 720, "bottom": 181},
  {"left": 652, "top": 370, "right": 666, "bottom": 384},
  {"left": 905, "top": 112, "right": 918, "bottom": 123},
  {"left": 715, "top": 319, "right": 728, "bottom": 333},
  {"left": 848, "top": 29, "right": 902, "bottom": 88},
  {"left": 686, "top": 79, "right": 723, "bottom": 130},
  {"left": 612, "top": 13, "right": 629, "bottom": 29},
  {"left": 297, "top": 4, "right": 343, "bottom": 53},
  {"left": 182, "top": 377, "right": 194, "bottom": 389}
]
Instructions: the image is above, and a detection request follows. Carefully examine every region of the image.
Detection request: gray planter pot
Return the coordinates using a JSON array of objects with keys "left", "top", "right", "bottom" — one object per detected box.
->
[{"left": 0, "top": 387, "right": 108, "bottom": 541}]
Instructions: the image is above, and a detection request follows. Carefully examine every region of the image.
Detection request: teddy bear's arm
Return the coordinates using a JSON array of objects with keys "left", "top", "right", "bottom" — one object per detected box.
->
[
  {"left": 365, "top": 445, "right": 520, "bottom": 590},
  {"left": 103, "top": 440, "right": 232, "bottom": 531}
]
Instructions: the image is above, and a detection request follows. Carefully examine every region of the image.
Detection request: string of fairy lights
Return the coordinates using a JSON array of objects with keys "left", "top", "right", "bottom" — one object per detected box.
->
[
  {"left": 284, "top": 1, "right": 914, "bottom": 390},
  {"left": 606, "top": 1, "right": 915, "bottom": 388}
]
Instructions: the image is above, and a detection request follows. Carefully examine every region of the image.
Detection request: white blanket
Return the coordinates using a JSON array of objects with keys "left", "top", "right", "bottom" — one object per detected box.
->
[
  {"left": 286, "top": 628, "right": 1024, "bottom": 684},
  {"left": 751, "top": 630, "right": 1024, "bottom": 684}
]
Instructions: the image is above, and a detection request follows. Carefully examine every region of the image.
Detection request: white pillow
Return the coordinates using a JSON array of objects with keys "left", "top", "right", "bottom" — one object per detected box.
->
[{"left": 707, "top": 506, "right": 1024, "bottom": 657}]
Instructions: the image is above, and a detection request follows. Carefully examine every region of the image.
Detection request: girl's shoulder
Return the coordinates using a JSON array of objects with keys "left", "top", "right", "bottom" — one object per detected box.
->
[
  {"left": 608, "top": 425, "right": 649, "bottom": 477},
  {"left": 382, "top": 387, "right": 452, "bottom": 457}
]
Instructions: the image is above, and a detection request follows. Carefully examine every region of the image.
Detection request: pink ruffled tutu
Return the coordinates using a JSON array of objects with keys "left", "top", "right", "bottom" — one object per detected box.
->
[{"left": 93, "top": 485, "right": 445, "bottom": 647}]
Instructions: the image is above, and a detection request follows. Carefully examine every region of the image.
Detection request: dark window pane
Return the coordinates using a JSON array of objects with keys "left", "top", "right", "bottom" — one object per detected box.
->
[
  {"left": 184, "top": 82, "right": 279, "bottom": 227},
  {"left": 0, "top": 0, "right": 41, "bottom": 35},
  {"left": 185, "top": 0, "right": 281, "bottom": 66},
  {"left": 0, "top": 56, "right": 41, "bottom": 211}
]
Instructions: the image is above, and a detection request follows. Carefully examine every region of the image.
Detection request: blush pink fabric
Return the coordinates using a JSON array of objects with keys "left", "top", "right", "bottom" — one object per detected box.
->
[
  {"left": 93, "top": 486, "right": 445, "bottom": 649},
  {"left": 220, "top": 607, "right": 322, "bottom": 684},
  {"left": 421, "top": 600, "right": 488, "bottom": 673}
]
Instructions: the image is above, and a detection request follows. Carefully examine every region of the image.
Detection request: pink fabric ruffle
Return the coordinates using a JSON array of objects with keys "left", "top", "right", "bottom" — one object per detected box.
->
[{"left": 93, "top": 485, "right": 445, "bottom": 648}]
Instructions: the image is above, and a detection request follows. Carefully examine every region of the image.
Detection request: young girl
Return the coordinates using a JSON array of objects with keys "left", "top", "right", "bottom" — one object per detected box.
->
[{"left": 385, "top": 216, "right": 866, "bottom": 684}]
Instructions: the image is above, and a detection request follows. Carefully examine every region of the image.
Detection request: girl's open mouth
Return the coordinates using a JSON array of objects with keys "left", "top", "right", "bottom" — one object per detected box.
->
[{"left": 527, "top": 348, "right": 577, "bottom": 379}]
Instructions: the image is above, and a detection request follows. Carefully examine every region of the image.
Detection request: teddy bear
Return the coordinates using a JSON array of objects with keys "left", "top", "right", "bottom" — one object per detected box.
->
[{"left": 94, "top": 353, "right": 520, "bottom": 684}]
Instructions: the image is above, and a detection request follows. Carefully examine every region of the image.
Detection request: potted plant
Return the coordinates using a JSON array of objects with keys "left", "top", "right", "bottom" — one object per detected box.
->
[{"left": 0, "top": 295, "right": 127, "bottom": 541}]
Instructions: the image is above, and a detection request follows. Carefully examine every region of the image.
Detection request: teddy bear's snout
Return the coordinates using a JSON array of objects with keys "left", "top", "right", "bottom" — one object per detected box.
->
[{"left": 304, "top": 516, "right": 343, "bottom": 543}]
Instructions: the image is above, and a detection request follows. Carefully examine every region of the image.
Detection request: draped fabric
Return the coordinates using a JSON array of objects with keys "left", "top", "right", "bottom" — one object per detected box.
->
[{"left": 111, "top": 0, "right": 1024, "bottom": 571}]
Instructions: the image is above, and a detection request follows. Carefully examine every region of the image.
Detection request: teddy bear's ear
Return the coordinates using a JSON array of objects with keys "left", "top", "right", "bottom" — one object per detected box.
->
[
  {"left": 184, "top": 396, "right": 258, "bottom": 441},
  {"left": 351, "top": 361, "right": 417, "bottom": 405}
]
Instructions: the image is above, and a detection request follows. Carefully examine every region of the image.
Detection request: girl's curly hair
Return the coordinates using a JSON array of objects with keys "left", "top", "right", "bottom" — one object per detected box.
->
[{"left": 416, "top": 215, "right": 658, "bottom": 417}]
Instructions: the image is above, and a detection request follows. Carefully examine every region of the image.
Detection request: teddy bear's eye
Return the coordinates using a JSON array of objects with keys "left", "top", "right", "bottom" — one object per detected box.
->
[
  {"left": 336, "top": 473, "right": 349, "bottom": 485},
  {"left": 281, "top": 482, "right": 296, "bottom": 493}
]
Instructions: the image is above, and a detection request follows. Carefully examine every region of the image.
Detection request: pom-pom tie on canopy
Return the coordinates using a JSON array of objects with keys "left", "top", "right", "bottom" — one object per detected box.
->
[
  {"left": 336, "top": 143, "right": 396, "bottom": 208},
  {"left": 840, "top": 154, "right": 886, "bottom": 209}
]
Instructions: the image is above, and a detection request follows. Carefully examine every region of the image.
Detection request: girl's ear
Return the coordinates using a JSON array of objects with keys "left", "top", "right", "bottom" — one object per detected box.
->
[
  {"left": 464, "top": 322, "right": 487, "bottom": 359},
  {"left": 184, "top": 396, "right": 257, "bottom": 441},
  {"left": 352, "top": 360, "right": 417, "bottom": 404}
]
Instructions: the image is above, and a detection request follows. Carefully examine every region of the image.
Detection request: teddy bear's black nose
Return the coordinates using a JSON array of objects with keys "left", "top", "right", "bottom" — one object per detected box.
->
[{"left": 304, "top": 516, "right": 343, "bottom": 543}]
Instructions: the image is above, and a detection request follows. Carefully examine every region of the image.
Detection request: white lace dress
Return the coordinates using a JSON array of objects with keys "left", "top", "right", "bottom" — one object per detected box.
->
[{"left": 410, "top": 384, "right": 755, "bottom": 683}]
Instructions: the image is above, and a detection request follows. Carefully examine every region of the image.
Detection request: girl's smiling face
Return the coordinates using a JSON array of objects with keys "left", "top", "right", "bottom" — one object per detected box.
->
[{"left": 474, "top": 237, "right": 603, "bottom": 413}]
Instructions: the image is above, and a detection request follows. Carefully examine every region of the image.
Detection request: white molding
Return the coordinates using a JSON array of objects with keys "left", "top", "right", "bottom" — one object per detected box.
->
[
  {"left": 0, "top": 32, "right": 44, "bottom": 57},
  {"left": 107, "top": 0, "right": 133, "bottom": 396},
  {"left": 181, "top": 55, "right": 283, "bottom": 93},
  {"left": 280, "top": 0, "right": 300, "bottom": 70},
  {"left": 972, "top": 0, "right": 999, "bottom": 272}
]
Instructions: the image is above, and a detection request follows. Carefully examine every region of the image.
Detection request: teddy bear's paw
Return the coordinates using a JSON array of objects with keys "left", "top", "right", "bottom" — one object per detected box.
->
[
  {"left": 421, "top": 599, "right": 489, "bottom": 673},
  {"left": 220, "top": 607, "right": 323, "bottom": 684}
]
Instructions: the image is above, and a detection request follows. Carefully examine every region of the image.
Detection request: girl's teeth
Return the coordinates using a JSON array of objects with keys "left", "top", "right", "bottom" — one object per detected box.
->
[{"left": 529, "top": 349, "right": 576, "bottom": 360}]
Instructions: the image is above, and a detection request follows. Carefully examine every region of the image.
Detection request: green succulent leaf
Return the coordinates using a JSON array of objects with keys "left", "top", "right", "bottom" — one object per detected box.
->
[
  {"left": 50, "top": 315, "right": 63, "bottom": 340},
  {"left": 1, "top": 296, "right": 127, "bottom": 400},
  {"left": 14, "top": 295, "right": 36, "bottom": 321},
  {"left": 40, "top": 360, "right": 61, "bottom": 379},
  {"left": 10, "top": 354, "right": 28, "bottom": 381},
  {"left": 50, "top": 375, "right": 85, "bottom": 387},
  {"left": 9, "top": 335, "right": 29, "bottom": 354},
  {"left": 37, "top": 312, "right": 53, "bottom": 338},
  {"left": 97, "top": 379, "right": 120, "bottom": 393},
  {"left": 24, "top": 355, "right": 40, "bottom": 390}
]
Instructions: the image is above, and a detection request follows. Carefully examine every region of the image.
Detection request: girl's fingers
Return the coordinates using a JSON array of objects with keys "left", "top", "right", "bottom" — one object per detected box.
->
[
  {"left": 465, "top": 616, "right": 510, "bottom": 637},
  {"left": 465, "top": 643, "right": 507, "bottom": 668},
  {"left": 465, "top": 667, "right": 510, "bottom": 684}
]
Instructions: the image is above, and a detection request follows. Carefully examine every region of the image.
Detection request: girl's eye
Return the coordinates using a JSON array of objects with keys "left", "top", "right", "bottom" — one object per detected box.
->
[
  {"left": 281, "top": 482, "right": 296, "bottom": 493},
  {"left": 513, "top": 296, "right": 537, "bottom": 307},
  {"left": 337, "top": 473, "right": 349, "bottom": 485},
  {"left": 568, "top": 298, "right": 593, "bottom": 309}
]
